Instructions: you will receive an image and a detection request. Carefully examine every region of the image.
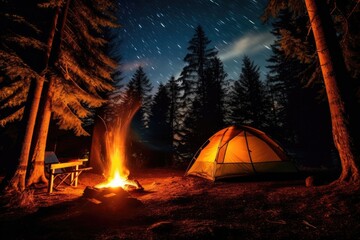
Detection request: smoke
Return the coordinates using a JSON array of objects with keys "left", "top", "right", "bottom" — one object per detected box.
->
[{"left": 219, "top": 32, "right": 274, "bottom": 61}]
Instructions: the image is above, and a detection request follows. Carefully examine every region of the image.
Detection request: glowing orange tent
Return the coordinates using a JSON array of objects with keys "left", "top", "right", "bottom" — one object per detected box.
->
[{"left": 186, "top": 126, "right": 297, "bottom": 180}]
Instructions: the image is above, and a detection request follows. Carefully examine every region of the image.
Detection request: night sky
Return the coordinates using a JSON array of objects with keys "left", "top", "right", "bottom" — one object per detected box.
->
[{"left": 117, "top": 0, "right": 274, "bottom": 87}]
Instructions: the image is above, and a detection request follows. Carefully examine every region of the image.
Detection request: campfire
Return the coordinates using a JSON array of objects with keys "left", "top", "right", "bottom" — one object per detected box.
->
[
  {"left": 95, "top": 102, "right": 143, "bottom": 191},
  {"left": 83, "top": 104, "right": 143, "bottom": 211}
]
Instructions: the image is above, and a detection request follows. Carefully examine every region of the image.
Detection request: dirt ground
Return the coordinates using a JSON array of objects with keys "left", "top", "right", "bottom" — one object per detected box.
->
[{"left": 0, "top": 168, "right": 359, "bottom": 240}]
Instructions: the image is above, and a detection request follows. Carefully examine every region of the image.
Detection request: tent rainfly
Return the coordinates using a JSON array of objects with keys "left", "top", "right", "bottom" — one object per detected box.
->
[{"left": 185, "top": 126, "right": 297, "bottom": 181}]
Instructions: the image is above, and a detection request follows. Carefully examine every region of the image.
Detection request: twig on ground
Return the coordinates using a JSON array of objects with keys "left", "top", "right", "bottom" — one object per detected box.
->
[
  {"left": 266, "top": 219, "right": 287, "bottom": 225},
  {"left": 302, "top": 220, "right": 317, "bottom": 229}
]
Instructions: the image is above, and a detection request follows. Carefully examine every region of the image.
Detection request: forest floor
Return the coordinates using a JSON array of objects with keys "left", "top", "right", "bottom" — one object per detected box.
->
[{"left": 0, "top": 168, "right": 359, "bottom": 240}]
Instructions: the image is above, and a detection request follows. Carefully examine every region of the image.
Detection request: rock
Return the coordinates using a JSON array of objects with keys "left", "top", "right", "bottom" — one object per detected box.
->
[{"left": 305, "top": 176, "right": 314, "bottom": 187}]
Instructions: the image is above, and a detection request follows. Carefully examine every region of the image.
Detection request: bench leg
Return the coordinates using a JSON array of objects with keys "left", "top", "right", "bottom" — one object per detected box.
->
[
  {"left": 48, "top": 169, "right": 55, "bottom": 193},
  {"left": 74, "top": 165, "right": 79, "bottom": 186},
  {"left": 70, "top": 172, "right": 74, "bottom": 186}
]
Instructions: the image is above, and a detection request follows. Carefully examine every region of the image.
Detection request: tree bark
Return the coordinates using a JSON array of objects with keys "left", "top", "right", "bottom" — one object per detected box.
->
[
  {"left": 304, "top": 0, "right": 359, "bottom": 183},
  {"left": 26, "top": 82, "right": 53, "bottom": 187},
  {"left": 5, "top": 2, "right": 62, "bottom": 192},
  {"left": 6, "top": 76, "right": 45, "bottom": 192}
]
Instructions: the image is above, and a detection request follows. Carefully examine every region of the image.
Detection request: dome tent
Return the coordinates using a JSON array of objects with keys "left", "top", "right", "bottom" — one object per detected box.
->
[{"left": 185, "top": 126, "right": 297, "bottom": 181}]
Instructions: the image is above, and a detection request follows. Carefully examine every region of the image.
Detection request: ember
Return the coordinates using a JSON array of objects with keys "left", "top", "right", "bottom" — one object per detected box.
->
[{"left": 95, "top": 178, "right": 143, "bottom": 192}]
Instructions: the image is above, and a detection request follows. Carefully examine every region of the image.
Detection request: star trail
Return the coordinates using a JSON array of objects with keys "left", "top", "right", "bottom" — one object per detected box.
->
[{"left": 117, "top": 0, "right": 273, "bottom": 86}]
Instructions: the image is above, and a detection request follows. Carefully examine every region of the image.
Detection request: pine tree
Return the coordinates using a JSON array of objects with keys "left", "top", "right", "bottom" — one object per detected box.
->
[
  {"left": 228, "top": 56, "right": 268, "bottom": 129},
  {"left": 177, "top": 26, "right": 220, "bottom": 162},
  {"left": 184, "top": 57, "right": 227, "bottom": 151},
  {"left": 50, "top": 0, "right": 118, "bottom": 135},
  {"left": 203, "top": 57, "right": 227, "bottom": 132},
  {"left": 147, "top": 83, "right": 172, "bottom": 166},
  {"left": 178, "top": 25, "right": 217, "bottom": 121},
  {"left": 265, "top": 11, "right": 308, "bottom": 140},
  {"left": 124, "top": 66, "right": 153, "bottom": 167},
  {"left": 165, "top": 76, "right": 181, "bottom": 164}
]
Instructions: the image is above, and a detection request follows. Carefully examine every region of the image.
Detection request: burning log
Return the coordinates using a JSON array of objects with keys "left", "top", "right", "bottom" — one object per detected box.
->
[{"left": 122, "top": 179, "right": 144, "bottom": 192}]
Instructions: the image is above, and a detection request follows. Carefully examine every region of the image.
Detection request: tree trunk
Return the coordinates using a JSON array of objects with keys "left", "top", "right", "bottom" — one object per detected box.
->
[
  {"left": 26, "top": 0, "right": 71, "bottom": 187},
  {"left": 304, "top": 0, "right": 360, "bottom": 183},
  {"left": 26, "top": 81, "right": 53, "bottom": 187},
  {"left": 6, "top": 76, "right": 45, "bottom": 192},
  {"left": 5, "top": 3, "right": 62, "bottom": 192}
]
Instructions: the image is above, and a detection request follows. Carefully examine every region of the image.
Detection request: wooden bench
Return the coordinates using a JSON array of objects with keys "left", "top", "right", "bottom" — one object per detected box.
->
[{"left": 45, "top": 152, "right": 92, "bottom": 193}]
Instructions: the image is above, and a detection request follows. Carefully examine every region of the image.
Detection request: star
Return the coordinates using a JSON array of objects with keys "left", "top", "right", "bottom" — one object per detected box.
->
[{"left": 117, "top": 0, "right": 273, "bottom": 85}]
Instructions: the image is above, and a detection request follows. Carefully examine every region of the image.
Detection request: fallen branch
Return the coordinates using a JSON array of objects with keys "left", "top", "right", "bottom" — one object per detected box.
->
[
  {"left": 266, "top": 219, "right": 287, "bottom": 225},
  {"left": 302, "top": 220, "right": 317, "bottom": 229}
]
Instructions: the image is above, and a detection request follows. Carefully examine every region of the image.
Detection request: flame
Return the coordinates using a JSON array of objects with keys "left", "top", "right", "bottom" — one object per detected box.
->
[
  {"left": 95, "top": 171, "right": 129, "bottom": 189},
  {"left": 94, "top": 101, "right": 140, "bottom": 190}
]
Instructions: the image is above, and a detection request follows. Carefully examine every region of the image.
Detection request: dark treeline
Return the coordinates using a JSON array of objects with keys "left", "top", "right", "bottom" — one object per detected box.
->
[
  {"left": 1, "top": 0, "right": 359, "bottom": 190},
  {"left": 119, "top": 29, "right": 309, "bottom": 168}
]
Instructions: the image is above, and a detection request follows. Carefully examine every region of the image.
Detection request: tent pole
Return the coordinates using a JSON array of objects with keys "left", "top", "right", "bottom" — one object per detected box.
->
[
  {"left": 214, "top": 127, "right": 229, "bottom": 163},
  {"left": 212, "top": 127, "right": 230, "bottom": 179},
  {"left": 184, "top": 139, "right": 209, "bottom": 175},
  {"left": 244, "top": 131, "right": 256, "bottom": 173}
]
